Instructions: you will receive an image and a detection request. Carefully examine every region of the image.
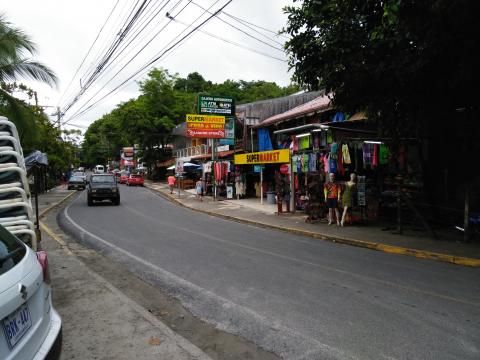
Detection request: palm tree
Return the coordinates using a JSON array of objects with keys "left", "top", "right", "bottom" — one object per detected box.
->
[
  {"left": 0, "top": 15, "right": 58, "bottom": 148},
  {"left": 0, "top": 14, "right": 57, "bottom": 86}
]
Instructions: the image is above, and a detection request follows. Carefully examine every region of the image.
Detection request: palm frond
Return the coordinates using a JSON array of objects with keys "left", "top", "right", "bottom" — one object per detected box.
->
[{"left": 0, "top": 57, "right": 58, "bottom": 87}]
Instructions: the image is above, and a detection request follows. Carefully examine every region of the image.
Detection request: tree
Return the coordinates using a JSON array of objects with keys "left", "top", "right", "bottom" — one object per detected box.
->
[
  {"left": 0, "top": 15, "right": 57, "bottom": 87},
  {"left": 283, "top": 0, "right": 479, "bottom": 138}
]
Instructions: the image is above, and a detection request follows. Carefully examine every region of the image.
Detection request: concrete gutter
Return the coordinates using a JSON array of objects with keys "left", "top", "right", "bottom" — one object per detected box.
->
[{"left": 146, "top": 183, "right": 480, "bottom": 268}]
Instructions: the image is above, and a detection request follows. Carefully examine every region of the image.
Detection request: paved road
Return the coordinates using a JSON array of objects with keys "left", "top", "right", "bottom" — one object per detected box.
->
[{"left": 61, "top": 186, "right": 480, "bottom": 360}]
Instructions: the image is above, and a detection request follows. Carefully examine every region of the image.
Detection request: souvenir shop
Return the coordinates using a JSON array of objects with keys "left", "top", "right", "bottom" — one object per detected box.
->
[
  {"left": 202, "top": 160, "right": 235, "bottom": 198},
  {"left": 233, "top": 149, "right": 291, "bottom": 203},
  {"left": 272, "top": 122, "right": 423, "bottom": 225}
]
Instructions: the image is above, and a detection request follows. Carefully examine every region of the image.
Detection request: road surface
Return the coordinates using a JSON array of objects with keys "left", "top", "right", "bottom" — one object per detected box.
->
[{"left": 60, "top": 186, "right": 480, "bottom": 360}]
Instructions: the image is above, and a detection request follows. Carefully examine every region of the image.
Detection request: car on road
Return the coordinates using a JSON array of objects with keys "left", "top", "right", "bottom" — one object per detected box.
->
[
  {"left": 118, "top": 172, "right": 128, "bottom": 184},
  {"left": 87, "top": 174, "right": 120, "bottom": 206},
  {"left": 126, "top": 174, "right": 144, "bottom": 187},
  {"left": 67, "top": 175, "right": 86, "bottom": 191},
  {"left": 72, "top": 171, "right": 87, "bottom": 182},
  {"left": 0, "top": 224, "right": 62, "bottom": 360},
  {"left": 94, "top": 165, "right": 105, "bottom": 174}
]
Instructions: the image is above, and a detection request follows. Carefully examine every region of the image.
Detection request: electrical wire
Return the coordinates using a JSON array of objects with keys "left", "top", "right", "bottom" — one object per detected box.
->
[
  {"left": 189, "top": 1, "right": 285, "bottom": 52},
  {"left": 171, "top": 17, "right": 287, "bottom": 62},
  {"left": 62, "top": 0, "right": 234, "bottom": 125},
  {"left": 63, "top": 0, "right": 191, "bottom": 122},
  {"left": 57, "top": 0, "right": 121, "bottom": 107},
  {"left": 61, "top": 0, "right": 152, "bottom": 116}
]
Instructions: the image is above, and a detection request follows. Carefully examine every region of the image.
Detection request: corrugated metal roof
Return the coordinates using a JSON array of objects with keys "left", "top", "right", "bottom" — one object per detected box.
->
[{"left": 258, "top": 94, "right": 332, "bottom": 127}]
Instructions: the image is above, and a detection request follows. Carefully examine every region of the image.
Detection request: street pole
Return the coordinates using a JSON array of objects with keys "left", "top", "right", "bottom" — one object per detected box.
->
[{"left": 260, "top": 167, "right": 263, "bottom": 205}]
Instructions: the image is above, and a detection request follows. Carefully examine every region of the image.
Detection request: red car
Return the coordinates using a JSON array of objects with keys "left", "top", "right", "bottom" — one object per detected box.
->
[
  {"left": 126, "top": 174, "right": 144, "bottom": 186},
  {"left": 119, "top": 173, "right": 128, "bottom": 184}
]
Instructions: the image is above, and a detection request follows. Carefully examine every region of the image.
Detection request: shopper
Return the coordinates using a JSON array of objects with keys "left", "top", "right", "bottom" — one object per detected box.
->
[
  {"left": 195, "top": 177, "right": 204, "bottom": 202},
  {"left": 167, "top": 174, "right": 176, "bottom": 194}
]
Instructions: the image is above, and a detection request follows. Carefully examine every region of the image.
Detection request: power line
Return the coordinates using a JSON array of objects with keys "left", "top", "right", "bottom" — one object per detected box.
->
[
  {"left": 61, "top": 0, "right": 152, "bottom": 116},
  {"left": 63, "top": 0, "right": 190, "bottom": 122},
  {"left": 57, "top": 0, "right": 121, "bottom": 107},
  {"left": 221, "top": 11, "right": 290, "bottom": 40},
  {"left": 63, "top": 0, "right": 234, "bottom": 125},
  {"left": 171, "top": 17, "right": 287, "bottom": 62},
  {"left": 189, "top": 1, "right": 285, "bottom": 52}
]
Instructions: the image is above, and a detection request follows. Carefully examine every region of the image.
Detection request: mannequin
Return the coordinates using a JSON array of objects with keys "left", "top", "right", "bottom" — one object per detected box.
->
[
  {"left": 341, "top": 173, "right": 357, "bottom": 226},
  {"left": 324, "top": 173, "right": 341, "bottom": 225}
]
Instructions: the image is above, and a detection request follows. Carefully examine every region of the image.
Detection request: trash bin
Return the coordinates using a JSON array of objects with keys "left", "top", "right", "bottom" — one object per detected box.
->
[{"left": 266, "top": 191, "right": 276, "bottom": 204}]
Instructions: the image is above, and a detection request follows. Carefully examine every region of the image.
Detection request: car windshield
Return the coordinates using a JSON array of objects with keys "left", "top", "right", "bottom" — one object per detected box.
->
[
  {"left": 131, "top": 175, "right": 142, "bottom": 178},
  {"left": 70, "top": 176, "right": 84, "bottom": 181},
  {"left": 0, "top": 225, "right": 26, "bottom": 275},
  {"left": 91, "top": 175, "right": 115, "bottom": 183}
]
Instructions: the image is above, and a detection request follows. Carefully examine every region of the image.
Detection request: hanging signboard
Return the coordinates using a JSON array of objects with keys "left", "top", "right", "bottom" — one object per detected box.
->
[
  {"left": 234, "top": 149, "right": 290, "bottom": 165},
  {"left": 198, "top": 95, "right": 235, "bottom": 116},
  {"left": 175, "top": 159, "right": 184, "bottom": 174},
  {"left": 186, "top": 114, "right": 225, "bottom": 138}
]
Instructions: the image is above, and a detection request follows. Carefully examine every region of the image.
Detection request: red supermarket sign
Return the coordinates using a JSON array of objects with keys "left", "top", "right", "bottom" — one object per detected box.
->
[{"left": 186, "top": 129, "right": 225, "bottom": 138}]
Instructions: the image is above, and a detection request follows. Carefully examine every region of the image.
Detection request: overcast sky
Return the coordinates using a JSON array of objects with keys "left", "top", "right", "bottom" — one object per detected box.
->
[{"left": 1, "top": 0, "right": 296, "bottom": 132}]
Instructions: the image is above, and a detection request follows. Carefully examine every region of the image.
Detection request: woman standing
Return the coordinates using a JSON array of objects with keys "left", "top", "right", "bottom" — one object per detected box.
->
[{"left": 195, "top": 178, "right": 204, "bottom": 202}]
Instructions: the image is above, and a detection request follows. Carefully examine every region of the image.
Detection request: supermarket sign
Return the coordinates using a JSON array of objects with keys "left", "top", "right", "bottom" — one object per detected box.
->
[
  {"left": 198, "top": 95, "right": 235, "bottom": 116},
  {"left": 185, "top": 114, "right": 226, "bottom": 138},
  {"left": 234, "top": 149, "right": 290, "bottom": 165}
]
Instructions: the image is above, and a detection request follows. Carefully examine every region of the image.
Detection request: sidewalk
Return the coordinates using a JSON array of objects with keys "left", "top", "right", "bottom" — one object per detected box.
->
[
  {"left": 146, "top": 180, "right": 480, "bottom": 267},
  {"left": 36, "top": 188, "right": 212, "bottom": 360}
]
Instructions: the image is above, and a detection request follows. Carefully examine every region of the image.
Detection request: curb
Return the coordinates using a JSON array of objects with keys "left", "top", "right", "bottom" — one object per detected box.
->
[
  {"left": 39, "top": 190, "right": 78, "bottom": 218},
  {"left": 146, "top": 182, "right": 480, "bottom": 268}
]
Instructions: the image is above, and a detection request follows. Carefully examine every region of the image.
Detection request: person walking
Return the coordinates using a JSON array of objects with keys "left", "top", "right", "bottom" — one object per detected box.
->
[
  {"left": 167, "top": 175, "right": 176, "bottom": 194},
  {"left": 195, "top": 178, "right": 204, "bottom": 202}
]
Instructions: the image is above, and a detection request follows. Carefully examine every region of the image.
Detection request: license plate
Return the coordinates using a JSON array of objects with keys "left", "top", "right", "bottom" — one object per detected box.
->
[{"left": 2, "top": 303, "right": 32, "bottom": 349}]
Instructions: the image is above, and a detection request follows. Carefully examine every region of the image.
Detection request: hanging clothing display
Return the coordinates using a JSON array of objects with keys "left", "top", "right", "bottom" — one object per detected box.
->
[
  {"left": 258, "top": 128, "right": 273, "bottom": 151},
  {"left": 342, "top": 144, "right": 351, "bottom": 164},
  {"left": 379, "top": 144, "right": 389, "bottom": 165},
  {"left": 299, "top": 136, "right": 310, "bottom": 150},
  {"left": 363, "top": 144, "right": 374, "bottom": 167},
  {"left": 337, "top": 147, "right": 345, "bottom": 175},
  {"left": 330, "top": 142, "right": 338, "bottom": 159},
  {"left": 372, "top": 144, "right": 379, "bottom": 168},
  {"left": 329, "top": 157, "right": 337, "bottom": 174}
]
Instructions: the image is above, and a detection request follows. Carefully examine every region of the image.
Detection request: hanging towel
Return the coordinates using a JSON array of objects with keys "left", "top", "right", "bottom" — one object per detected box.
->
[{"left": 342, "top": 144, "right": 351, "bottom": 164}]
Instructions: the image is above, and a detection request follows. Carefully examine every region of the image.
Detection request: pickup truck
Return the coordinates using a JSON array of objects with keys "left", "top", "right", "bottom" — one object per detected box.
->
[{"left": 87, "top": 174, "right": 120, "bottom": 206}]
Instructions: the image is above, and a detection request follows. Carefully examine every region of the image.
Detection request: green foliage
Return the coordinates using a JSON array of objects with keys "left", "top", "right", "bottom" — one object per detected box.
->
[
  {"left": 283, "top": 0, "right": 480, "bottom": 139},
  {"left": 83, "top": 68, "right": 299, "bottom": 170}
]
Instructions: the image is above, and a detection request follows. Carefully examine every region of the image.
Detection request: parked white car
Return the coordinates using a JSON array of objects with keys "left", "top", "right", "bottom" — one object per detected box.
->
[
  {"left": 0, "top": 225, "right": 62, "bottom": 359},
  {"left": 94, "top": 165, "right": 104, "bottom": 174}
]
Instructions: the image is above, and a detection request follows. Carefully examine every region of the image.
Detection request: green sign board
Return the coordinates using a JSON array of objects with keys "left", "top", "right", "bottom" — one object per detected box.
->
[{"left": 198, "top": 95, "right": 235, "bottom": 116}]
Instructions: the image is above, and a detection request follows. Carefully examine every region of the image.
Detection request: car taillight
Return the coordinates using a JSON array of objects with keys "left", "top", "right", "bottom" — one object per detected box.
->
[{"left": 36, "top": 251, "right": 51, "bottom": 284}]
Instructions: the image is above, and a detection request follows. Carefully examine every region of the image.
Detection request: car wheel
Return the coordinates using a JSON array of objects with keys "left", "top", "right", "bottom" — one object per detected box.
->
[{"left": 87, "top": 195, "right": 93, "bottom": 206}]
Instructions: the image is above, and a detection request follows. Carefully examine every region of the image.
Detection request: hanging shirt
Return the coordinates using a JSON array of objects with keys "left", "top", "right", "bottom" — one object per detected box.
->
[
  {"left": 303, "top": 154, "right": 309, "bottom": 173},
  {"left": 342, "top": 144, "right": 351, "bottom": 164},
  {"left": 337, "top": 147, "right": 345, "bottom": 175},
  {"left": 329, "top": 157, "right": 337, "bottom": 174},
  {"left": 323, "top": 154, "right": 330, "bottom": 173}
]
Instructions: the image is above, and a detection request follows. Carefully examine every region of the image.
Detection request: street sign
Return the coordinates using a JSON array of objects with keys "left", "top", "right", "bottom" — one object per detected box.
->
[
  {"left": 198, "top": 95, "right": 235, "bottom": 116},
  {"left": 186, "top": 129, "right": 225, "bottom": 138}
]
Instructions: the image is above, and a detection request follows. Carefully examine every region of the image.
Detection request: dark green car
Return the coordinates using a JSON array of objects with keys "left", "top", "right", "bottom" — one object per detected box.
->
[{"left": 87, "top": 174, "right": 120, "bottom": 206}]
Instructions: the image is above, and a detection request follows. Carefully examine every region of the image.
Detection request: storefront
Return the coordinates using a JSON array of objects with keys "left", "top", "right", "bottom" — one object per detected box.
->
[{"left": 234, "top": 149, "right": 291, "bottom": 205}]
